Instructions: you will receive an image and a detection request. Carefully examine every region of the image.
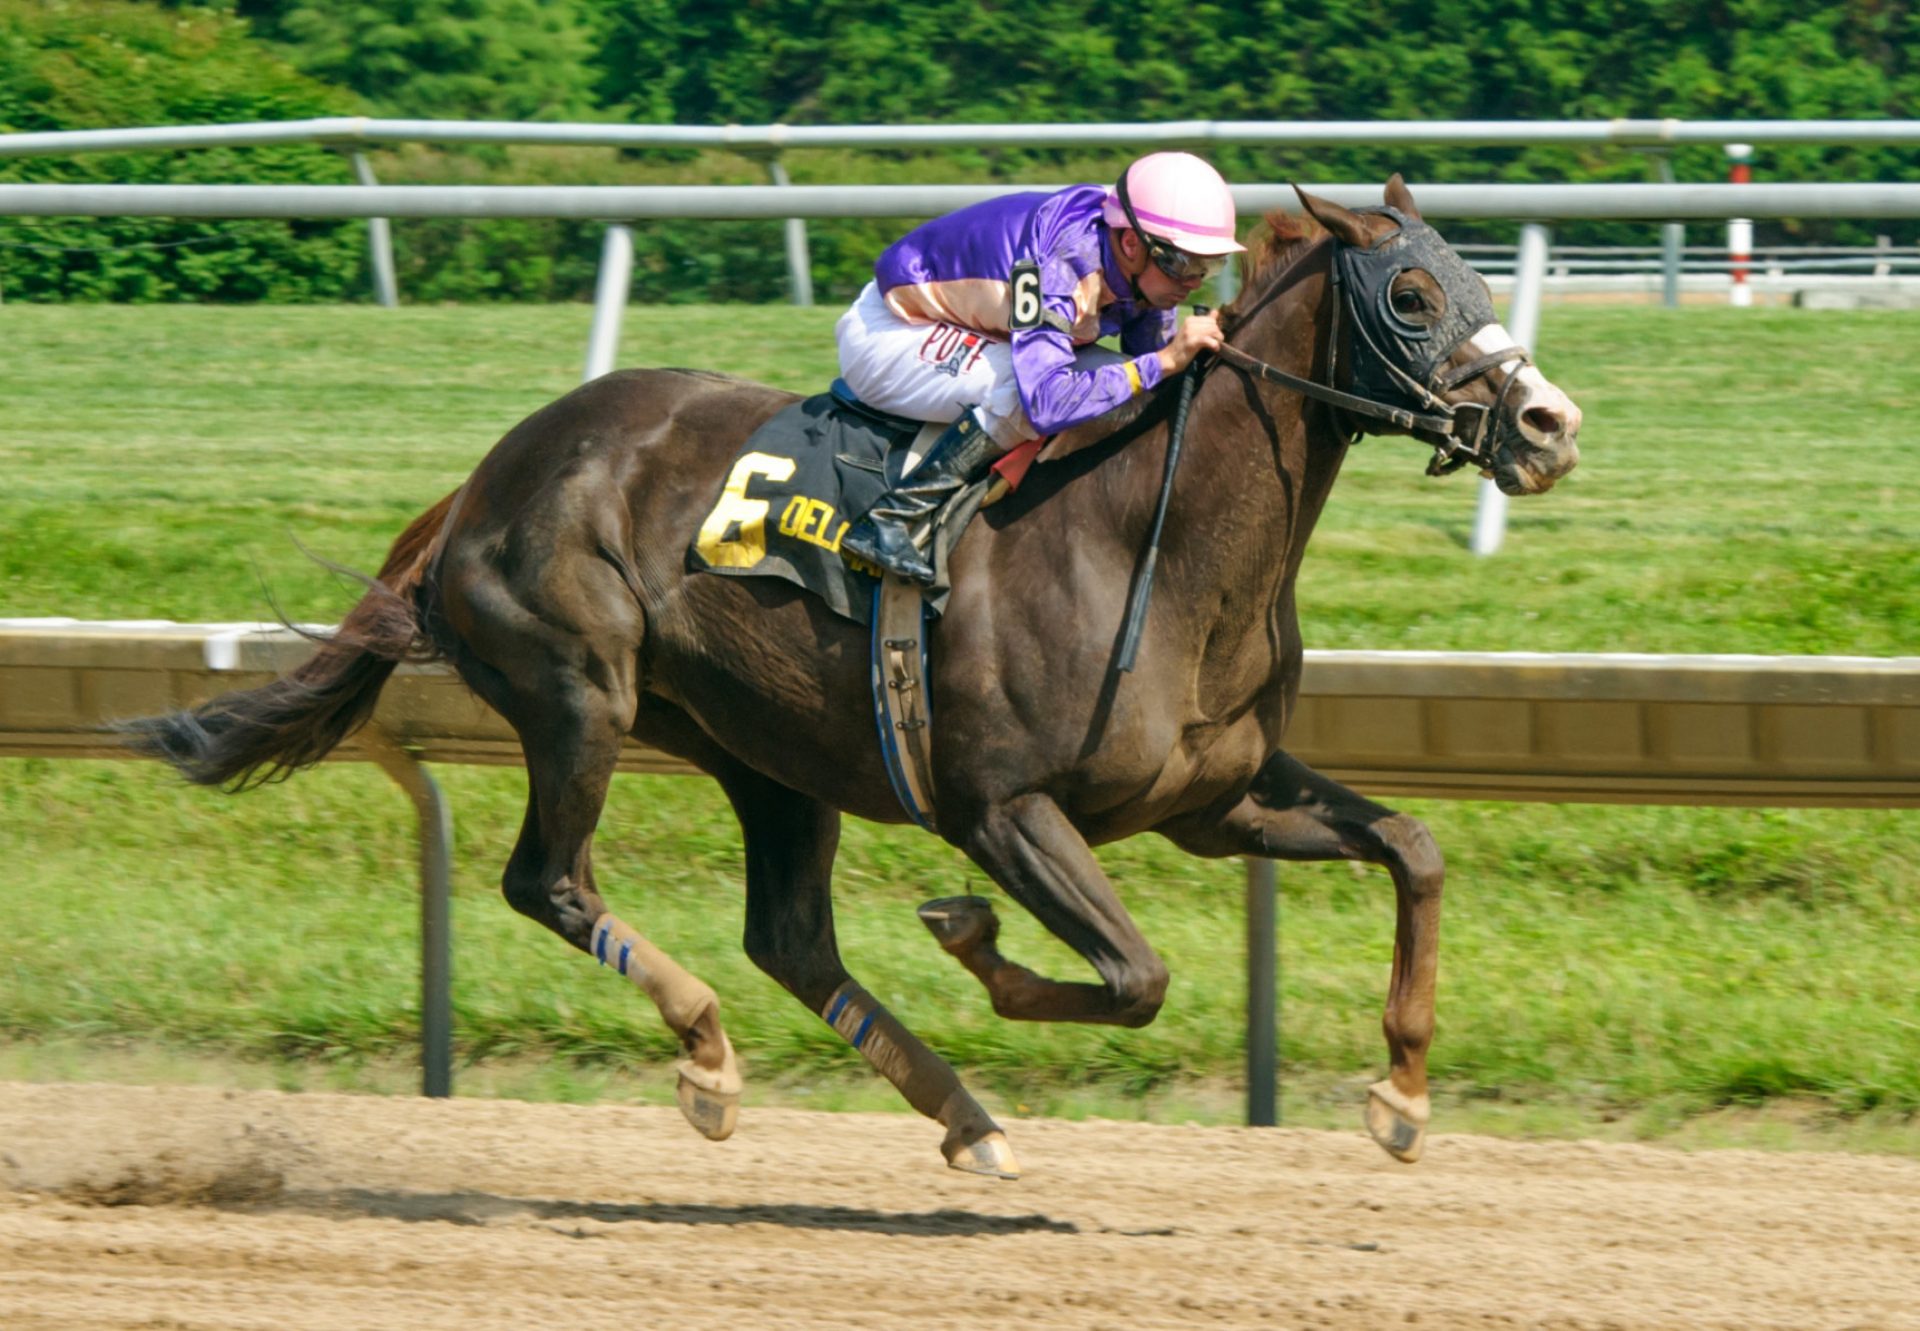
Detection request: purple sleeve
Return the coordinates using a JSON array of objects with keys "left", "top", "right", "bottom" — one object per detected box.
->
[{"left": 1009, "top": 326, "right": 1162, "bottom": 436}]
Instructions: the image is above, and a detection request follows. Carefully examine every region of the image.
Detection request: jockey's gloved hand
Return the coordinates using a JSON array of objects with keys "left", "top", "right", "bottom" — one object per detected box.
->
[{"left": 1158, "top": 310, "right": 1225, "bottom": 378}]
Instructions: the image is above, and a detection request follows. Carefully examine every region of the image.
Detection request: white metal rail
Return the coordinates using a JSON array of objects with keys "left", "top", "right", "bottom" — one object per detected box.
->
[
  {"left": 5, "top": 180, "right": 1920, "bottom": 219},
  {"left": 6, "top": 116, "right": 1920, "bottom": 157}
]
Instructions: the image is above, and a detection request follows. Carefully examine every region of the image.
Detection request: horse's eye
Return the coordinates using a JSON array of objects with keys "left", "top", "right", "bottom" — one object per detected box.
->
[{"left": 1391, "top": 288, "right": 1425, "bottom": 317}]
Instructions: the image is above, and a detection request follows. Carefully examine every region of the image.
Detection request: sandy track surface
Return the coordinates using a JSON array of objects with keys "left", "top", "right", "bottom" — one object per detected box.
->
[{"left": 2, "top": 1081, "right": 1917, "bottom": 1330}]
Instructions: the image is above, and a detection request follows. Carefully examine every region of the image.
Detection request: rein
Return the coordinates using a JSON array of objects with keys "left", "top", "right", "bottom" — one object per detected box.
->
[
  {"left": 1115, "top": 305, "right": 1211, "bottom": 674},
  {"left": 1210, "top": 343, "right": 1455, "bottom": 437}
]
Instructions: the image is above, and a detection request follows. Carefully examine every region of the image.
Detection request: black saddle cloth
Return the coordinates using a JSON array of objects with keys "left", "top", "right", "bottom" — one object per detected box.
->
[{"left": 687, "top": 381, "right": 978, "bottom": 622}]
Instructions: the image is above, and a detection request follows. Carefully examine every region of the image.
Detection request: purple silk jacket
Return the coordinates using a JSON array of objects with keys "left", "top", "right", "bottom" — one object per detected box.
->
[{"left": 873, "top": 185, "right": 1174, "bottom": 435}]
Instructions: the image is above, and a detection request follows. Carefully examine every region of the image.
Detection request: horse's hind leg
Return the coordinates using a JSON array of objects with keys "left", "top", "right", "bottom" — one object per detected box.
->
[
  {"left": 477, "top": 642, "right": 742, "bottom": 1141},
  {"left": 931, "top": 793, "right": 1171, "bottom": 1027},
  {"left": 1158, "top": 749, "right": 1444, "bottom": 1164},
  {"left": 708, "top": 757, "right": 1017, "bottom": 1178}
]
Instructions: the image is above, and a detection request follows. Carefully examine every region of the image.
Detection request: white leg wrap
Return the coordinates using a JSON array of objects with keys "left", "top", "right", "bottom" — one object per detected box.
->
[
  {"left": 821, "top": 981, "right": 994, "bottom": 1134},
  {"left": 591, "top": 914, "right": 719, "bottom": 1033},
  {"left": 822, "top": 980, "right": 919, "bottom": 1091},
  {"left": 592, "top": 914, "right": 742, "bottom": 1142},
  {"left": 821, "top": 980, "right": 1014, "bottom": 1175}
]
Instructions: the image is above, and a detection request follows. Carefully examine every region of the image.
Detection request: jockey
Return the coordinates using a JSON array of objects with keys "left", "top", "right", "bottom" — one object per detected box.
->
[{"left": 836, "top": 151, "right": 1244, "bottom": 584}]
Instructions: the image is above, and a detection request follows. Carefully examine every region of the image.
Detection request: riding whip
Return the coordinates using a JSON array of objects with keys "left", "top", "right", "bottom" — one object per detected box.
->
[{"left": 1116, "top": 305, "right": 1209, "bottom": 674}]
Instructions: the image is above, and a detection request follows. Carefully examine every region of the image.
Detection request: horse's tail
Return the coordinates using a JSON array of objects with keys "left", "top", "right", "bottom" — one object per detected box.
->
[{"left": 120, "top": 489, "right": 461, "bottom": 790}]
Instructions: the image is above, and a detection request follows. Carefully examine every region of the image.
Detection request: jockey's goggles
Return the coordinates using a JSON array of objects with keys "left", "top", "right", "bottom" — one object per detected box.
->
[
  {"left": 1144, "top": 239, "right": 1223, "bottom": 283},
  {"left": 1115, "top": 170, "right": 1225, "bottom": 283}
]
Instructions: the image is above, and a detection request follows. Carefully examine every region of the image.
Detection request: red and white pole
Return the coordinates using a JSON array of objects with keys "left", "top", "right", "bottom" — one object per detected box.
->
[{"left": 1726, "top": 143, "right": 1754, "bottom": 307}]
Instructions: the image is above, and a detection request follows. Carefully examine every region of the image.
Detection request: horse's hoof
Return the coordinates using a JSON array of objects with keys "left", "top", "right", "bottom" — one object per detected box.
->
[
  {"left": 675, "top": 1066, "right": 740, "bottom": 1141},
  {"left": 674, "top": 1036, "right": 742, "bottom": 1142},
  {"left": 942, "top": 1125, "right": 1020, "bottom": 1180},
  {"left": 1364, "top": 1079, "right": 1430, "bottom": 1164},
  {"left": 918, "top": 895, "right": 998, "bottom": 954}
]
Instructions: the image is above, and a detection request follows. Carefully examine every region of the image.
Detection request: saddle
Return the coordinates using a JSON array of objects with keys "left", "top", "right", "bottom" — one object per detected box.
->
[{"left": 687, "top": 380, "right": 995, "bottom": 622}]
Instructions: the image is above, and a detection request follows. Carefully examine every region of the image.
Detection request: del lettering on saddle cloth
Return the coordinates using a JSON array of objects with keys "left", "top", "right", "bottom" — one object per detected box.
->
[
  {"left": 687, "top": 380, "right": 1055, "bottom": 832},
  {"left": 687, "top": 379, "right": 1038, "bottom": 620}
]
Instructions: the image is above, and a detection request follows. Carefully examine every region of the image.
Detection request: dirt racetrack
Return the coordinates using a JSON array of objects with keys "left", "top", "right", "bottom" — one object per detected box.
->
[{"left": 3, "top": 1081, "right": 1918, "bottom": 1330}]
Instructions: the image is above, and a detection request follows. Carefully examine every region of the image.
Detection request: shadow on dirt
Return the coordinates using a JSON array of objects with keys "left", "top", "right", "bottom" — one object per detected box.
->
[{"left": 250, "top": 1187, "right": 1082, "bottom": 1238}]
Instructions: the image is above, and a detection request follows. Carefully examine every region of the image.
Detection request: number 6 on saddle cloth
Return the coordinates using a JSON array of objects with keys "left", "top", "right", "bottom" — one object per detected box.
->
[{"left": 689, "top": 378, "right": 996, "bottom": 620}]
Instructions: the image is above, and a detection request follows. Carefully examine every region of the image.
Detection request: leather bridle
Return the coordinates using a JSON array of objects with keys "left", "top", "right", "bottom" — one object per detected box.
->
[{"left": 1208, "top": 210, "right": 1531, "bottom": 478}]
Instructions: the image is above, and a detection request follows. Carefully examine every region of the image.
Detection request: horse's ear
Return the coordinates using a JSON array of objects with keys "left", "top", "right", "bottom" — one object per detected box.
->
[
  {"left": 1384, "top": 173, "right": 1422, "bottom": 222},
  {"left": 1291, "top": 183, "right": 1374, "bottom": 248}
]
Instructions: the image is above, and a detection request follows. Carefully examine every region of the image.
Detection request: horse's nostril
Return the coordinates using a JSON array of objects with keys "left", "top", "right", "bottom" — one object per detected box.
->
[{"left": 1522, "top": 405, "right": 1565, "bottom": 438}]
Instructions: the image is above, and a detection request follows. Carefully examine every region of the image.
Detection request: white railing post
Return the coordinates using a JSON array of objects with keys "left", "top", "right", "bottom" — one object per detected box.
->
[
  {"left": 1651, "top": 151, "right": 1683, "bottom": 307},
  {"left": 583, "top": 223, "right": 634, "bottom": 382},
  {"left": 766, "top": 157, "right": 814, "bottom": 306},
  {"left": 1472, "top": 221, "right": 1549, "bottom": 557},
  {"left": 348, "top": 151, "right": 399, "bottom": 307},
  {"left": 358, "top": 725, "right": 454, "bottom": 1099}
]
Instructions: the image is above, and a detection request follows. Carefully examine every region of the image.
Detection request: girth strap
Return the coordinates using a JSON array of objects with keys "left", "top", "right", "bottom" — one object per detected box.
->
[{"left": 870, "top": 577, "right": 938, "bottom": 831}]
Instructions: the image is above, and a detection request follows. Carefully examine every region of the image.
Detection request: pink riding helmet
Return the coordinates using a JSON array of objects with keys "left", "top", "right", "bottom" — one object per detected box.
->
[{"left": 1102, "top": 152, "right": 1246, "bottom": 256}]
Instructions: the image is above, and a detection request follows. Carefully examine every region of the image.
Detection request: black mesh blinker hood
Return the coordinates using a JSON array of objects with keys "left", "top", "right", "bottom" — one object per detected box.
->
[{"left": 1335, "top": 206, "right": 1498, "bottom": 408}]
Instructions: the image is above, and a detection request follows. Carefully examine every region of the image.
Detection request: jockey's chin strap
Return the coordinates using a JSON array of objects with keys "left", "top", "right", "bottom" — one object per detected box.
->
[{"left": 1211, "top": 231, "right": 1530, "bottom": 478}]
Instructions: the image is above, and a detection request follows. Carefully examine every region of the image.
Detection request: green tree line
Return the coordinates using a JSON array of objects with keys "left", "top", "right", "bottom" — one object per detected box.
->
[{"left": 2, "top": 0, "right": 1915, "bottom": 302}]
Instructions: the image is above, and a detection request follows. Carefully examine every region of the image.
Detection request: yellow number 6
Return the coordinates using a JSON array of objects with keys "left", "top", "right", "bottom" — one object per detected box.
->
[{"left": 694, "top": 451, "right": 798, "bottom": 569}]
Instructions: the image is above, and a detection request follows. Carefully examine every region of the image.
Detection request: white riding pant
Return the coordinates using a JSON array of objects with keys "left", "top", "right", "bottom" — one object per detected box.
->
[{"left": 835, "top": 281, "right": 1126, "bottom": 453}]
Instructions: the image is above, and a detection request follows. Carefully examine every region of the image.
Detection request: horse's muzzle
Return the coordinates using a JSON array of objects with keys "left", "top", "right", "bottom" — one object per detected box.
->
[
  {"left": 1485, "top": 387, "right": 1582, "bottom": 494},
  {"left": 1490, "top": 431, "right": 1580, "bottom": 496}
]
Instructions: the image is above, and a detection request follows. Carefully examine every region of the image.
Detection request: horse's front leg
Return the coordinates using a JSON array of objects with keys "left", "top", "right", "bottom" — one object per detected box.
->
[
  {"left": 1159, "top": 749, "right": 1445, "bottom": 1164},
  {"left": 931, "top": 792, "right": 1170, "bottom": 1027}
]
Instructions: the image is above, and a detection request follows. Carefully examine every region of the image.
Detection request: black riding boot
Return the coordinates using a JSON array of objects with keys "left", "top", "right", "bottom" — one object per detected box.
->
[{"left": 840, "top": 411, "right": 999, "bottom": 585}]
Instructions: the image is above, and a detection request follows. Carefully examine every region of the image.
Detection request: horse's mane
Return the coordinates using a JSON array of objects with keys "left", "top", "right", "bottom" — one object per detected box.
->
[{"left": 1220, "top": 209, "right": 1324, "bottom": 338}]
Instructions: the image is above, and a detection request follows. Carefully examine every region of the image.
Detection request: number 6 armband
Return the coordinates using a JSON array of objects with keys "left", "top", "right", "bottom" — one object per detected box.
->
[
  {"left": 1009, "top": 261, "right": 1044, "bottom": 331},
  {"left": 1008, "top": 260, "right": 1077, "bottom": 338}
]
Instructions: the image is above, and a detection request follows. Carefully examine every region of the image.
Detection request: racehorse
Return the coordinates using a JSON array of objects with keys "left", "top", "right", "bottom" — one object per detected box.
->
[{"left": 126, "top": 178, "right": 1580, "bottom": 1178}]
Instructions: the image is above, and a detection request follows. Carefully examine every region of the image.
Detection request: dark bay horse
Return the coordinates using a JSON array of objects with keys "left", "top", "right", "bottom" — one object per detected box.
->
[{"left": 128, "top": 179, "right": 1580, "bottom": 1177}]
